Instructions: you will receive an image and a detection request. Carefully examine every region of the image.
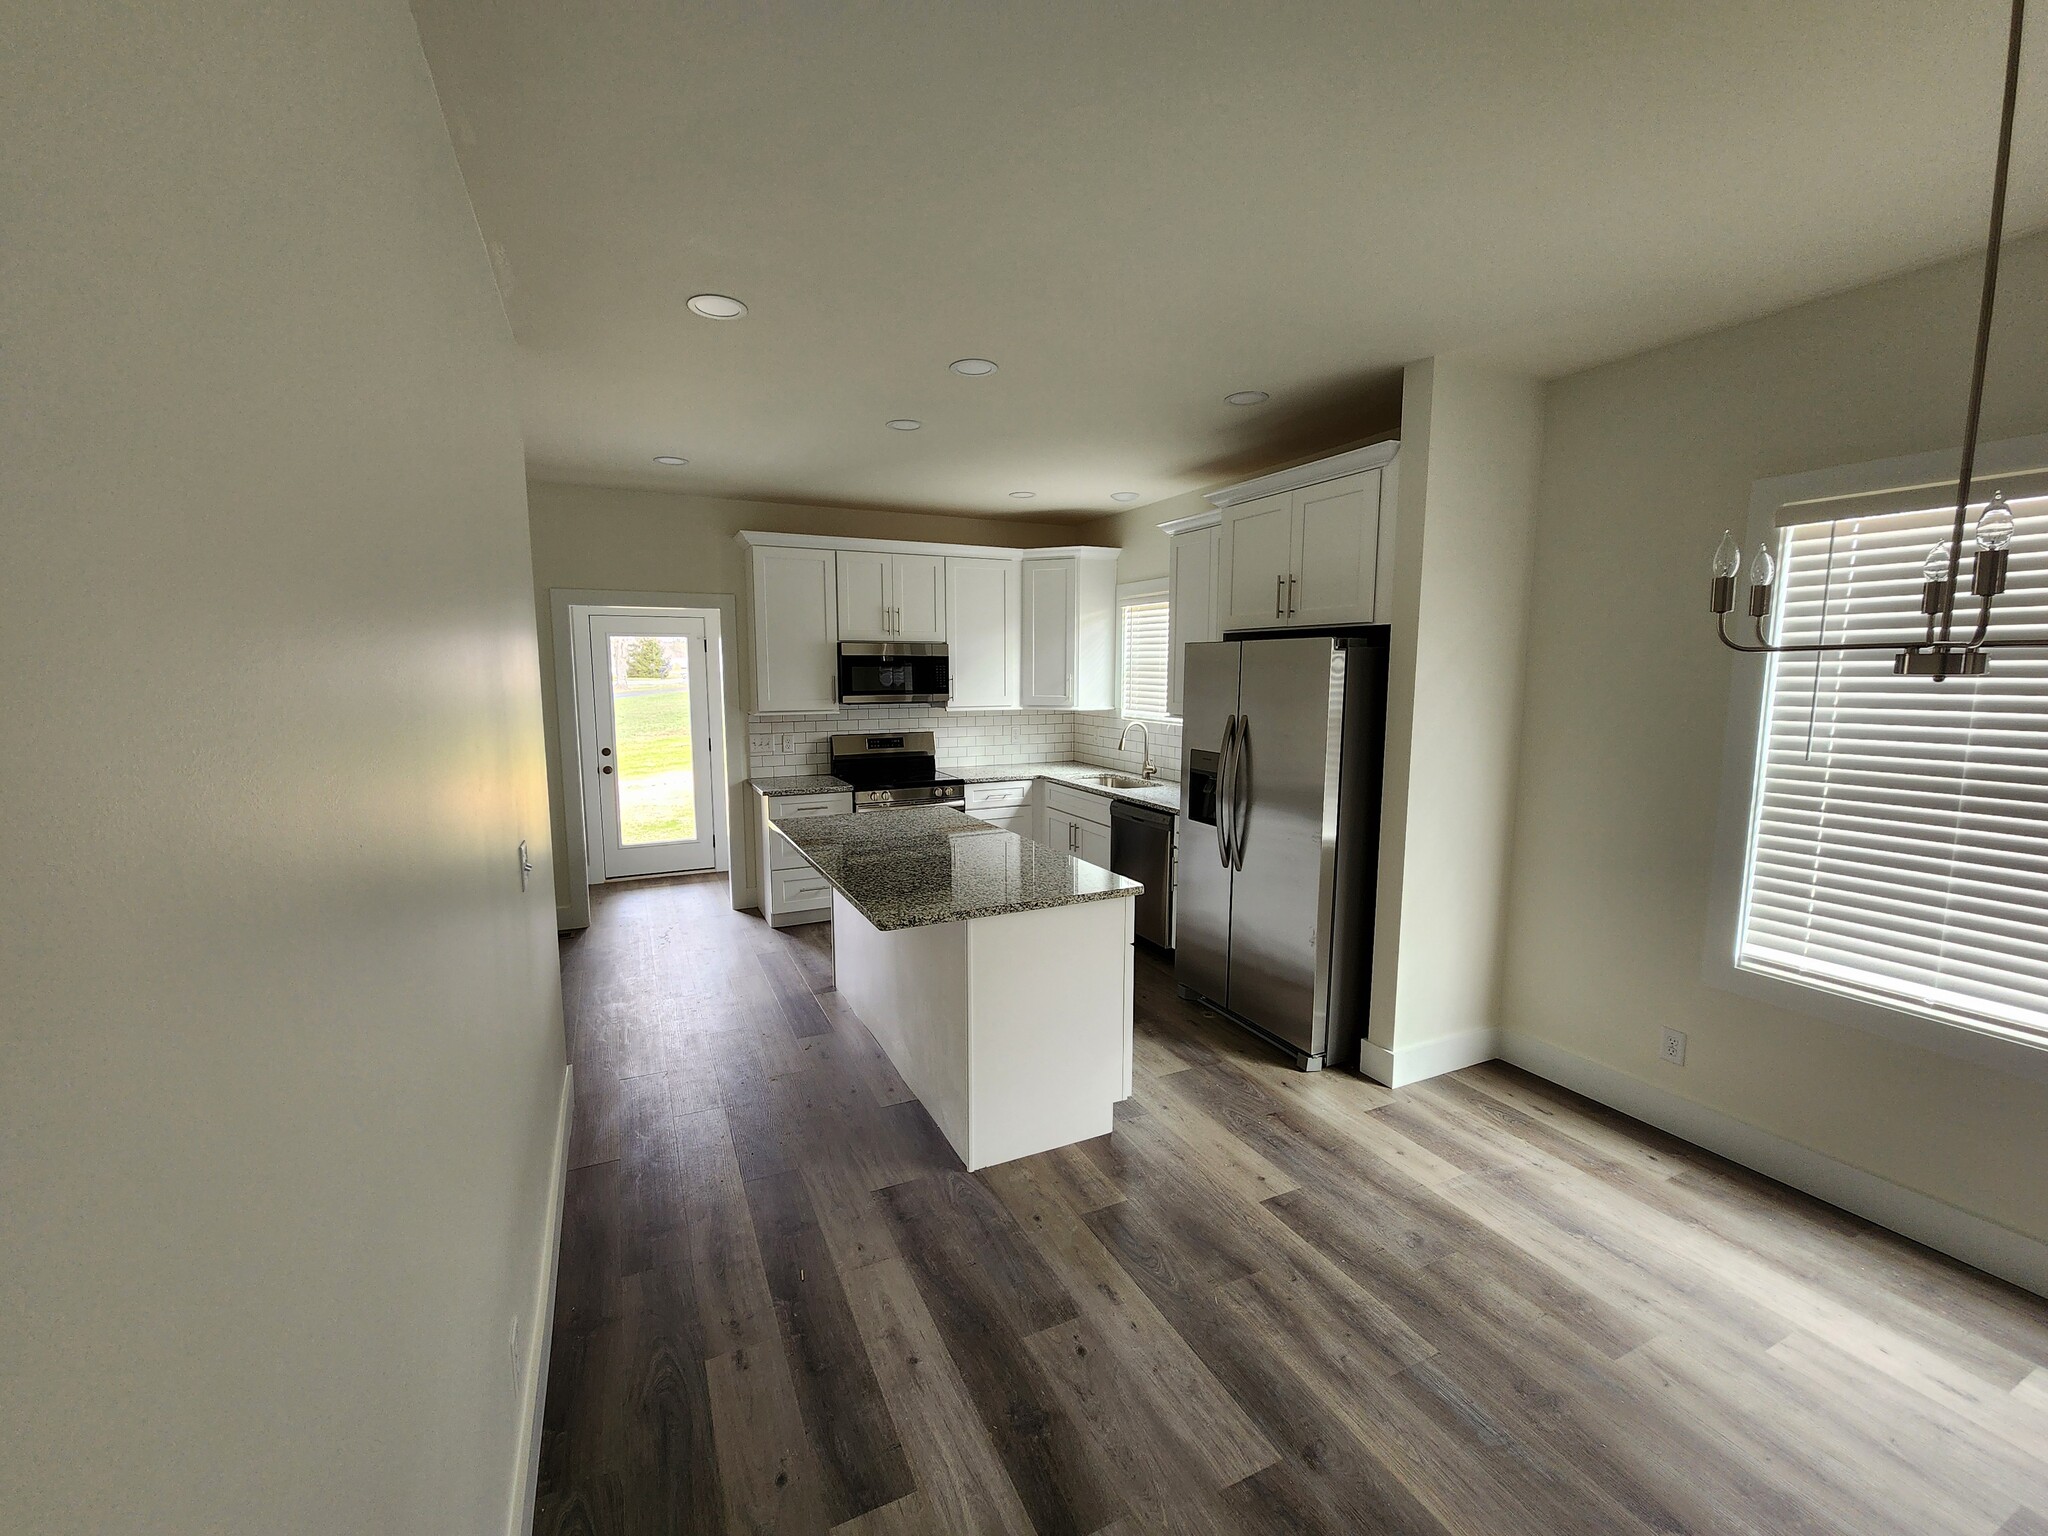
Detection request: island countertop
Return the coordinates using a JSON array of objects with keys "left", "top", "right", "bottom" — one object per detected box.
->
[{"left": 773, "top": 806, "right": 1141, "bottom": 932}]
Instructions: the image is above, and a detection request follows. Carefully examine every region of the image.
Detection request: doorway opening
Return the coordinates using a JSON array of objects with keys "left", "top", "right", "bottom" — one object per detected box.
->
[{"left": 569, "top": 605, "right": 730, "bottom": 884}]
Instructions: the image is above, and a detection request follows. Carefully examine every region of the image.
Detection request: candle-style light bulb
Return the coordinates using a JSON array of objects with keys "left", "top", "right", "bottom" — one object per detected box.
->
[
  {"left": 1749, "top": 544, "right": 1775, "bottom": 587},
  {"left": 1712, "top": 530, "right": 1742, "bottom": 578},
  {"left": 1976, "top": 492, "right": 2014, "bottom": 552},
  {"left": 1923, "top": 541, "right": 1956, "bottom": 582}
]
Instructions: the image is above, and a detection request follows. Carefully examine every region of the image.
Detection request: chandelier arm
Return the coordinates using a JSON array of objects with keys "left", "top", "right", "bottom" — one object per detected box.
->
[
  {"left": 1965, "top": 593, "right": 1996, "bottom": 650},
  {"left": 1713, "top": 613, "right": 1946, "bottom": 656},
  {"left": 1940, "top": 0, "right": 2027, "bottom": 650}
]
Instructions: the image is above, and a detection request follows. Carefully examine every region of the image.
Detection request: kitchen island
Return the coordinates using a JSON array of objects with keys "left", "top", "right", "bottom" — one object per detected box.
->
[{"left": 772, "top": 805, "right": 1140, "bottom": 1171}]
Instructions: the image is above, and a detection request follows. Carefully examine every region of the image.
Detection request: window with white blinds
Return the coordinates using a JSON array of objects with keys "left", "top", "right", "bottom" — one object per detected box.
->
[
  {"left": 1118, "top": 596, "right": 1171, "bottom": 720},
  {"left": 1738, "top": 493, "right": 2048, "bottom": 1043}
]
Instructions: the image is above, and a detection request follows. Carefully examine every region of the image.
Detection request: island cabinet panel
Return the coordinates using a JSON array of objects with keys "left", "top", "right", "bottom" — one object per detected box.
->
[{"left": 832, "top": 891, "right": 1134, "bottom": 1170}]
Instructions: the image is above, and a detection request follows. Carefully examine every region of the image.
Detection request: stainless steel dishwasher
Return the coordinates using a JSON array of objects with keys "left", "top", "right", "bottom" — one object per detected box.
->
[{"left": 1110, "top": 799, "right": 1175, "bottom": 950}]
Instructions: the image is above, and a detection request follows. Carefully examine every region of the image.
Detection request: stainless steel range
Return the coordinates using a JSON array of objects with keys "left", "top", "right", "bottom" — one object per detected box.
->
[{"left": 829, "top": 731, "right": 967, "bottom": 812}]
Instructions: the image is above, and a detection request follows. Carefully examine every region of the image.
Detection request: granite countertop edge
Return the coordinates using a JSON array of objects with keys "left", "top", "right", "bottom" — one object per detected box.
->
[
  {"left": 749, "top": 762, "right": 1181, "bottom": 813},
  {"left": 773, "top": 806, "right": 1142, "bottom": 932}
]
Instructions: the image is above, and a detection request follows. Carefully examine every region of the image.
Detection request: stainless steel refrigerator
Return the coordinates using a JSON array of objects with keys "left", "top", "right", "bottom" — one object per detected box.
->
[{"left": 1175, "top": 632, "right": 1389, "bottom": 1071}]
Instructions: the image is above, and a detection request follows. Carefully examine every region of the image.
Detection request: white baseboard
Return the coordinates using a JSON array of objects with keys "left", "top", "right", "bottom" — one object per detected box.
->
[
  {"left": 1359, "top": 1027, "right": 1499, "bottom": 1089},
  {"left": 1498, "top": 1031, "right": 2048, "bottom": 1300},
  {"left": 508, "top": 1065, "right": 573, "bottom": 1536}
]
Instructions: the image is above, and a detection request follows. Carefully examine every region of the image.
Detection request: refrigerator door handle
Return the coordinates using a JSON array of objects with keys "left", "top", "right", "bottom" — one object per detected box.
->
[
  {"left": 1231, "top": 714, "right": 1252, "bottom": 871},
  {"left": 1217, "top": 714, "right": 1239, "bottom": 866}
]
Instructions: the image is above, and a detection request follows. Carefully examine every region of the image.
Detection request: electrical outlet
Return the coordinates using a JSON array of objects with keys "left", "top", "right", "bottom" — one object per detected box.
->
[
  {"left": 780, "top": 732, "right": 796, "bottom": 754},
  {"left": 1660, "top": 1027, "right": 1687, "bottom": 1066}
]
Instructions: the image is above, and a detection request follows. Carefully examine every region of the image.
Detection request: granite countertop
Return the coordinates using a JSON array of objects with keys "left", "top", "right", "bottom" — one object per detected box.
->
[
  {"left": 750, "top": 762, "right": 1181, "bottom": 814},
  {"left": 772, "top": 806, "right": 1141, "bottom": 931},
  {"left": 944, "top": 761, "right": 1182, "bottom": 815},
  {"left": 748, "top": 774, "right": 853, "bottom": 796}
]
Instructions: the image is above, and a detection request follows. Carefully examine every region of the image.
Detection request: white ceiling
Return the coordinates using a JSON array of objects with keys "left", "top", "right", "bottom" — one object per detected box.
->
[{"left": 414, "top": 0, "right": 2047, "bottom": 521}]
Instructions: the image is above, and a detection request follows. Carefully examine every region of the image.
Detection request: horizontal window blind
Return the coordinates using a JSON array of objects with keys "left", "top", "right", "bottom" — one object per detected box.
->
[
  {"left": 1739, "top": 494, "right": 2048, "bottom": 1041},
  {"left": 1119, "top": 597, "right": 1171, "bottom": 720}
]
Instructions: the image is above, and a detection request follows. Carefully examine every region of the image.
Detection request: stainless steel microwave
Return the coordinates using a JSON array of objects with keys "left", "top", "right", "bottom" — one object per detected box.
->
[{"left": 837, "top": 641, "right": 950, "bottom": 705}]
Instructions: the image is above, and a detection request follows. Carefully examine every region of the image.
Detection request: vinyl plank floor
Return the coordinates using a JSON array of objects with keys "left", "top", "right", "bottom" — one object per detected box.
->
[{"left": 536, "top": 872, "right": 2048, "bottom": 1535}]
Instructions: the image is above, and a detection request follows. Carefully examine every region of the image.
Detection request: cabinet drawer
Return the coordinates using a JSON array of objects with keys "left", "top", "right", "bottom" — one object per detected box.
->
[
  {"left": 965, "top": 780, "right": 1033, "bottom": 811},
  {"left": 1044, "top": 783, "right": 1112, "bottom": 827},
  {"left": 767, "top": 826, "right": 813, "bottom": 871},
  {"left": 770, "top": 866, "right": 833, "bottom": 910},
  {"left": 765, "top": 792, "right": 852, "bottom": 822}
]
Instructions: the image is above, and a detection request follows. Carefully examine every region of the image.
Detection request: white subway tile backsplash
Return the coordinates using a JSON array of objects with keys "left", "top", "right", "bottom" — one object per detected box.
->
[{"left": 745, "top": 703, "right": 1184, "bottom": 782}]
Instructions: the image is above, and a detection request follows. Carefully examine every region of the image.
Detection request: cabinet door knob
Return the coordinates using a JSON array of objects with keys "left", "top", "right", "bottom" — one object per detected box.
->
[{"left": 601, "top": 765, "right": 613, "bottom": 775}]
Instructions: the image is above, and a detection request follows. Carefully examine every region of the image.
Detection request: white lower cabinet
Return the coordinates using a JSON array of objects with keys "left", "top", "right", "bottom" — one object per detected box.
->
[
  {"left": 965, "top": 779, "right": 1038, "bottom": 843},
  {"left": 1043, "top": 783, "right": 1113, "bottom": 869},
  {"left": 756, "top": 789, "right": 852, "bottom": 926}
]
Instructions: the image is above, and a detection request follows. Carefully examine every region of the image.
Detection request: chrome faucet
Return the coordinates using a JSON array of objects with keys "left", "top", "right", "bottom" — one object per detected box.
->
[{"left": 1118, "top": 720, "right": 1156, "bottom": 779}]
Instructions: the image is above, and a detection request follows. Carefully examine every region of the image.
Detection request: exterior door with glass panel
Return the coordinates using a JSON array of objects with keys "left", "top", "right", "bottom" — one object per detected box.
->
[{"left": 585, "top": 614, "right": 717, "bottom": 878}]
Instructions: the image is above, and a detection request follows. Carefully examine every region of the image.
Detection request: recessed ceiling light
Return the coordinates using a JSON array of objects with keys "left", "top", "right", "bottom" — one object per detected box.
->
[
  {"left": 1110, "top": 491, "right": 1140, "bottom": 502},
  {"left": 652, "top": 455, "right": 688, "bottom": 465},
  {"left": 886, "top": 419, "right": 922, "bottom": 431},
  {"left": 1225, "top": 390, "right": 1270, "bottom": 406},
  {"left": 1009, "top": 491, "right": 1036, "bottom": 499},
  {"left": 950, "top": 358, "right": 999, "bottom": 376},
  {"left": 687, "top": 293, "right": 748, "bottom": 319}
]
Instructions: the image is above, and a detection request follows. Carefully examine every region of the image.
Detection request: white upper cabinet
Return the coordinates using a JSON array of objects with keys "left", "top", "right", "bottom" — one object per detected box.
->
[
  {"left": 891, "top": 554, "right": 947, "bottom": 641},
  {"left": 946, "top": 556, "right": 1019, "bottom": 709},
  {"left": 1220, "top": 492, "right": 1296, "bottom": 630},
  {"left": 1290, "top": 470, "right": 1380, "bottom": 626},
  {"left": 1213, "top": 449, "right": 1392, "bottom": 631},
  {"left": 739, "top": 533, "right": 1116, "bottom": 713},
  {"left": 1166, "top": 520, "right": 1221, "bottom": 718},
  {"left": 1020, "top": 554, "right": 1116, "bottom": 710},
  {"left": 1019, "top": 558, "right": 1075, "bottom": 709},
  {"left": 750, "top": 544, "right": 839, "bottom": 713},
  {"left": 838, "top": 551, "right": 947, "bottom": 641},
  {"left": 835, "top": 550, "right": 892, "bottom": 640}
]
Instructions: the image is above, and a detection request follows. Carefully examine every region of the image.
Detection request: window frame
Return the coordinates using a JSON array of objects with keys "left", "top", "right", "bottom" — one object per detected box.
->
[
  {"left": 1115, "top": 578, "right": 1173, "bottom": 723},
  {"left": 1704, "top": 432, "right": 2048, "bottom": 1085}
]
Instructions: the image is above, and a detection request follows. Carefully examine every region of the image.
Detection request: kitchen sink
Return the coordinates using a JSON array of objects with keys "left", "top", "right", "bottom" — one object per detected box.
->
[{"left": 1081, "top": 773, "right": 1154, "bottom": 790}]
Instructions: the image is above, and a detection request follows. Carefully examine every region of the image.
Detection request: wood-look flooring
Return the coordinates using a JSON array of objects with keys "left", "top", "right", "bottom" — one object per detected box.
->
[{"left": 538, "top": 872, "right": 2048, "bottom": 1536}]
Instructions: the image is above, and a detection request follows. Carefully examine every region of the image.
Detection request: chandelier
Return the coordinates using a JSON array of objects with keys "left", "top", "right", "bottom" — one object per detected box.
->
[{"left": 1712, "top": 0, "right": 2030, "bottom": 681}]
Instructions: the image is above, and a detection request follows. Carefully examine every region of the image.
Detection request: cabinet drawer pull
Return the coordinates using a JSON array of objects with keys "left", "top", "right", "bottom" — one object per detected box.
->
[{"left": 1276, "top": 574, "right": 1285, "bottom": 618}]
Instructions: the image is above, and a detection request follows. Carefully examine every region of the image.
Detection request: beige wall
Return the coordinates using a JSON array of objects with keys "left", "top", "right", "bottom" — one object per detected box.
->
[
  {"left": 1502, "top": 231, "right": 2048, "bottom": 1245},
  {"left": 526, "top": 482, "right": 1074, "bottom": 910},
  {"left": 3, "top": 5, "right": 565, "bottom": 1531},
  {"left": 1370, "top": 360, "right": 1544, "bottom": 1069}
]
